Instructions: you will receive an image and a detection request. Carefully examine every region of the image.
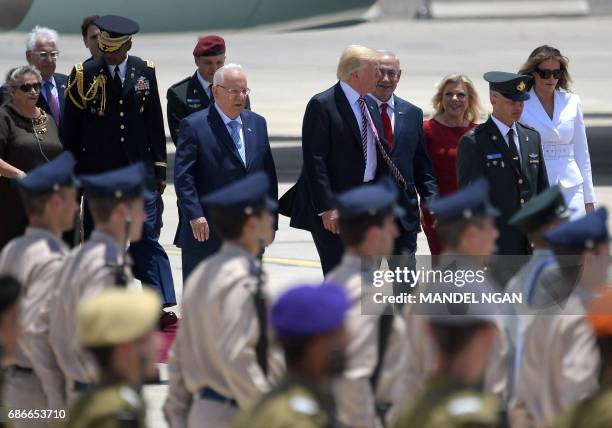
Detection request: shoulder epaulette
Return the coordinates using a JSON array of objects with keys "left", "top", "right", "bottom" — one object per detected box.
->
[
  {"left": 473, "top": 122, "right": 487, "bottom": 134},
  {"left": 146, "top": 60, "right": 155, "bottom": 69},
  {"left": 169, "top": 76, "right": 190, "bottom": 88},
  {"left": 517, "top": 121, "right": 537, "bottom": 132}
]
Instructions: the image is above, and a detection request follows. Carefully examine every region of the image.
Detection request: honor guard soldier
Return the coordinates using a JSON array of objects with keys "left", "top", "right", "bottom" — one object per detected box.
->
[
  {"left": 48, "top": 163, "right": 149, "bottom": 408},
  {"left": 0, "top": 153, "right": 78, "bottom": 416},
  {"left": 65, "top": 288, "right": 160, "bottom": 428},
  {"left": 554, "top": 288, "right": 612, "bottom": 428},
  {"left": 233, "top": 283, "right": 349, "bottom": 428},
  {"left": 456, "top": 71, "right": 549, "bottom": 260},
  {"left": 494, "top": 186, "right": 571, "bottom": 425},
  {"left": 393, "top": 279, "right": 503, "bottom": 428},
  {"left": 513, "top": 208, "right": 609, "bottom": 427},
  {"left": 62, "top": 15, "right": 176, "bottom": 315},
  {"left": 325, "top": 178, "right": 411, "bottom": 428},
  {"left": 164, "top": 172, "right": 283, "bottom": 428},
  {"left": 0, "top": 276, "right": 22, "bottom": 409}
]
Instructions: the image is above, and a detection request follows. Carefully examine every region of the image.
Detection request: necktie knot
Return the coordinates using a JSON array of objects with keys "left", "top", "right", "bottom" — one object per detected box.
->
[
  {"left": 44, "top": 80, "right": 53, "bottom": 89},
  {"left": 114, "top": 66, "right": 120, "bottom": 78},
  {"left": 381, "top": 102, "right": 388, "bottom": 113},
  {"left": 229, "top": 120, "right": 240, "bottom": 131}
]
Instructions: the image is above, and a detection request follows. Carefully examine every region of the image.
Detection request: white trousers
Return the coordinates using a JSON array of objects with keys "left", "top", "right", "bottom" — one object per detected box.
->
[
  {"left": 4, "top": 370, "right": 50, "bottom": 428},
  {"left": 560, "top": 183, "right": 586, "bottom": 220},
  {"left": 187, "top": 398, "right": 239, "bottom": 428}
]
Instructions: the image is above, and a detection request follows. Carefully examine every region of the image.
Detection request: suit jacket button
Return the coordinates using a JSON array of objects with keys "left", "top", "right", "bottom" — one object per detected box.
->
[
  {"left": 121, "top": 137, "right": 125, "bottom": 142},
  {"left": 119, "top": 100, "right": 123, "bottom": 105},
  {"left": 120, "top": 112, "right": 124, "bottom": 117},
  {"left": 520, "top": 198, "right": 525, "bottom": 204},
  {"left": 120, "top": 125, "right": 125, "bottom": 130},
  {"left": 518, "top": 178, "right": 523, "bottom": 184}
]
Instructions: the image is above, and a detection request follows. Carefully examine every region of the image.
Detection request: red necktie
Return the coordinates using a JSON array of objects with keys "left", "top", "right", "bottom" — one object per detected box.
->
[{"left": 381, "top": 102, "right": 393, "bottom": 151}]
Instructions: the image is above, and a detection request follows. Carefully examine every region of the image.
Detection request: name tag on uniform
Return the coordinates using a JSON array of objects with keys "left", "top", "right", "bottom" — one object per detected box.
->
[{"left": 487, "top": 153, "right": 502, "bottom": 160}]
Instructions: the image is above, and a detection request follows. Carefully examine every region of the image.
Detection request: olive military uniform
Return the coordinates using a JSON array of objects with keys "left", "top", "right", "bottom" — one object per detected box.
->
[
  {"left": 232, "top": 375, "right": 337, "bottom": 428},
  {"left": 393, "top": 376, "right": 502, "bottom": 428}
]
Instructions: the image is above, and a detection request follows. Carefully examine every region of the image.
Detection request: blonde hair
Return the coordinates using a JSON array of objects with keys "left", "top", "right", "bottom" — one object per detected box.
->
[
  {"left": 432, "top": 74, "right": 482, "bottom": 123},
  {"left": 336, "top": 45, "right": 379, "bottom": 81},
  {"left": 518, "top": 45, "right": 572, "bottom": 91}
]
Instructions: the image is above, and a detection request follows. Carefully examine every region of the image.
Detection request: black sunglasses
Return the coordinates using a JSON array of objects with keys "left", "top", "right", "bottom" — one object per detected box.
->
[
  {"left": 535, "top": 68, "right": 563, "bottom": 80},
  {"left": 18, "top": 82, "right": 42, "bottom": 93}
]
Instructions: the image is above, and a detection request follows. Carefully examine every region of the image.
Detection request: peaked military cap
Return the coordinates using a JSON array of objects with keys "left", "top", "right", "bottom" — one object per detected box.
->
[
  {"left": 484, "top": 71, "right": 532, "bottom": 101},
  {"left": 80, "top": 162, "right": 149, "bottom": 199},
  {"left": 509, "top": 185, "right": 570, "bottom": 233},
  {"left": 272, "top": 283, "right": 349, "bottom": 340},
  {"left": 16, "top": 152, "right": 78, "bottom": 194},
  {"left": 78, "top": 288, "right": 160, "bottom": 347},
  {"left": 544, "top": 207, "right": 609, "bottom": 250},
  {"left": 427, "top": 177, "right": 499, "bottom": 224},
  {"left": 193, "top": 35, "right": 226, "bottom": 57},
  {"left": 202, "top": 171, "right": 277, "bottom": 215},
  {"left": 95, "top": 15, "right": 139, "bottom": 53},
  {"left": 336, "top": 177, "right": 405, "bottom": 220}
]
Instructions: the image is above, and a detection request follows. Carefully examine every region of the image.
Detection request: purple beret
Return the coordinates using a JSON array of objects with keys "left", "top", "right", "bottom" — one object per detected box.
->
[
  {"left": 193, "top": 35, "right": 226, "bottom": 57},
  {"left": 272, "top": 283, "right": 349, "bottom": 339}
]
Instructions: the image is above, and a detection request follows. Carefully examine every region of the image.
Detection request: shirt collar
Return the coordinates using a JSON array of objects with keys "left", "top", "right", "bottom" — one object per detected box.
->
[
  {"left": 340, "top": 80, "right": 362, "bottom": 106},
  {"left": 25, "top": 226, "right": 67, "bottom": 249},
  {"left": 214, "top": 102, "right": 242, "bottom": 126},
  {"left": 107, "top": 56, "right": 129, "bottom": 79},
  {"left": 196, "top": 71, "right": 212, "bottom": 92},
  {"left": 44, "top": 75, "right": 56, "bottom": 89},
  {"left": 369, "top": 94, "right": 395, "bottom": 110},
  {"left": 491, "top": 114, "right": 518, "bottom": 138}
]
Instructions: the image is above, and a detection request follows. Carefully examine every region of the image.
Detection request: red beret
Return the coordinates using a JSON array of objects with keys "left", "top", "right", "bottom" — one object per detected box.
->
[{"left": 193, "top": 35, "right": 226, "bottom": 57}]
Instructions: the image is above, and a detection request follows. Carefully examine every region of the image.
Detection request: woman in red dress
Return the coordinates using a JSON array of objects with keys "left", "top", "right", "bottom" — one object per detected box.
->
[{"left": 421, "top": 74, "right": 482, "bottom": 257}]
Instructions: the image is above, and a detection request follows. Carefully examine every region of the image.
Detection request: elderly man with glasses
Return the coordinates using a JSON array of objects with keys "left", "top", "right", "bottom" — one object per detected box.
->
[{"left": 174, "top": 63, "right": 278, "bottom": 281}]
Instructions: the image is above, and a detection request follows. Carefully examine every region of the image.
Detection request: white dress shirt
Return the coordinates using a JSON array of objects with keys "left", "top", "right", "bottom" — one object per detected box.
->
[
  {"left": 370, "top": 94, "right": 395, "bottom": 132},
  {"left": 521, "top": 88, "right": 595, "bottom": 204},
  {"left": 491, "top": 114, "right": 522, "bottom": 164},
  {"left": 340, "top": 80, "right": 377, "bottom": 182},
  {"left": 107, "top": 56, "right": 128, "bottom": 84},
  {"left": 214, "top": 103, "right": 245, "bottom": 163},
  {"left": 196, "top": 71, "right": 213, "bottom": 100}
]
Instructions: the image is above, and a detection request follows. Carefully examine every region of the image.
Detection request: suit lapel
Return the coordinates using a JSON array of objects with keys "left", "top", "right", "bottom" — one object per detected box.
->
[
  {"left": 188, "top": 72, "right": 211, "bottom": 108},
  {"left": 241, "top": 111, "right": 255, "bottom": 170},
  {"left": 516, "top": 125, "right": 536, "bottom": 177},
  {"left": 120, "top": 57, "right": 138, "bottom": 99},
  {"left": 391, "top": 95, "right": 403, "bottom": 150},
  {"left": 55, "top": 74, "right": 67, "bottom": 111},
  {"left": 334, "top": 83, "right": 362, "bottom": 147},
  {"left": 484, "top": 118, "right": 521, "bottom": 177},
  {"left": 208, "top": 106, "right": 245, "bottom": 167}
]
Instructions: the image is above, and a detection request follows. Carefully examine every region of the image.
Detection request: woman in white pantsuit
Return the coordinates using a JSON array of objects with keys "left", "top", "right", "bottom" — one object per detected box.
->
[{"left": 519, "top": 45, "right": 595, "bottom": 219}]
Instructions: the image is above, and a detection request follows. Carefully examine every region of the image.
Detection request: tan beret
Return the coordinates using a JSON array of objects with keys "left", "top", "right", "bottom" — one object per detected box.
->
[{"left": 78, "top": 288, "right": 160, "bottom": 347}]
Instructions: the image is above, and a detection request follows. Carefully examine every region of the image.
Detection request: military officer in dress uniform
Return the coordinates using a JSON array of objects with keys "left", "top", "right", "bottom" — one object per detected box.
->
[
  {"left": 62, "top": 15, "right": 176, "bottom": 317},
  {"left": 47, "top": 163, "right": 148, "bottom": 408},
  {"left": 163, "top": 172, "right": 284, "bottom": 428},
  {"left": 456, "top": 71, "right": 549, "bottom": 260},
  {"left": 490, "top": 186, "right": 570, "bottom": 426},
  {"left": 554, "top": 287, "right": 612, "bottom": 427},
  {"left": 325, "top": 178, "right": 411, "bottom": 428},
  {"left": 393, "top": 279, "right": 503, "bottom": 428},
  {"left": 513, "top": 208, "right": 609, "bottom": 427},
  {"left": 0, "top": 153, "right": 78, "bottom": 418},
  {"left": 65, "top": 288, "right": 160, "bottom": 428},
  {"left": 233, "top": 283, "right": 349, "bottom": 428}
]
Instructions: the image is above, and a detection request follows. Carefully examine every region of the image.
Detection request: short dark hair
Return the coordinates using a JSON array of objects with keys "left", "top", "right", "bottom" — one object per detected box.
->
[
  {"left": 278, "top": 337, "right": 313, "bottom": 369},
  {"left": 87, "top": 196, "right": 139, "bottom": 225},
  {"left": 0, "top": 276, "right": 22, "bottom": 314},
  {"left": 210, "top": 208, "right": 264, "bottom": 241},
  {"left": 435, "top": 216, "right": 487, "bottom": 249},
  {"left": 338, "top": 213, "right": 387, "bottom": 247},
  {"left": 18, "top": 189, "right": 54, "bottom": 217},
  {"left": 80, "top": 15, "right": 100, "bottom": 39},
  {"left": 86, "top": 346, "right": 115, "bottom": 371},
  {"left": 429, "top": 322, "right": 489, "bottom": 358}
]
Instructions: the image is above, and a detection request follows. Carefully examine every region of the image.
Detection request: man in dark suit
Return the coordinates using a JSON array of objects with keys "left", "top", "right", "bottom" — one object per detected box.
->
[
  {"left": 166, "top": 35, "right": 250, "bottom": 145},
  {"left": 62, "top": 15, "right": 177, "bottom": 323},
  {"left": 369, "top": 51, "right": 438, "bottom": 260},
  {"left": 24, "top": 26, "right": 67, "bottom": 127},
  {"left": 280, "top": 45, "right": 407, "bottom": 274},
  {"left": 457, "top": 71, "right": 549, "bottom": 258},
  {"left": 174, "top": 64, "right": 278, "bottom": 280}
]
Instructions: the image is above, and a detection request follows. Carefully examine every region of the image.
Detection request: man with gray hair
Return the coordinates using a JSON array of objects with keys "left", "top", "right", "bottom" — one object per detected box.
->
[
  {"left": 25, "top": 25, "right": 67, "bottom": 127},
  {"left": 174, "top": 63, "right": 278, "bottom": 280},
  {"left": 280, "top": 45, "right": 404, "bottom": 274}
]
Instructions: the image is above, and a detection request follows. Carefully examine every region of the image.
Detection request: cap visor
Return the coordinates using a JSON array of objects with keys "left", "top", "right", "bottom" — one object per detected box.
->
[
  {"left": 265, "top": 197, "right": 279, "bottom": 213},
  {"left": 393, "top": 203, "right": 406, "bottom": 218},
  {"left": 502, "top": 91, "right": 530, "bottom": 102},
  {"left": 485, "top": 204, "right": 500, "bottom": 218}
]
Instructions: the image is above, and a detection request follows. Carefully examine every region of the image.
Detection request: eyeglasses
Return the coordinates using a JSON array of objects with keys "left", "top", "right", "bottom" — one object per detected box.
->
[
  {"left": 33, "top": 51, "right": 59, "bottom": 60},
  {"left": 217, "top": 85, "right": 250, "bottom": 96},
  {"left": 535, "top": 68, "right": 562, "bottom": 80},
  {"left": 379, "top": 70, "right": 399, "bottom": 79},
  {"left": 17, "top": 82, "right": 42, "bottom": 93}
]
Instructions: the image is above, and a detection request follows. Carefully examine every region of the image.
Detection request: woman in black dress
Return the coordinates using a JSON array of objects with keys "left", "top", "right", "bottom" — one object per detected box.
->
[{"left": 0, "top": 65, "right": 63, "bottom": 249}]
